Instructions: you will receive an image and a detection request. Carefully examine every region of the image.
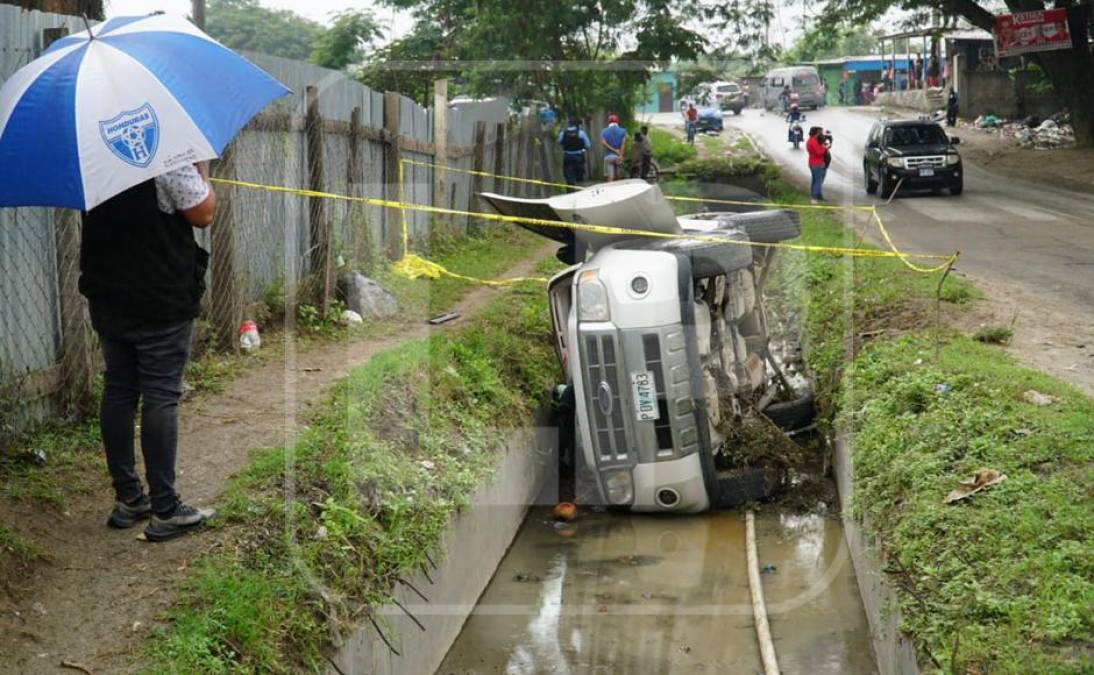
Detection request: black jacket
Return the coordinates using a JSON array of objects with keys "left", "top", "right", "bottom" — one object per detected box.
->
[{"left": 79, "top": 180, "right": 209, "bottom": 322}]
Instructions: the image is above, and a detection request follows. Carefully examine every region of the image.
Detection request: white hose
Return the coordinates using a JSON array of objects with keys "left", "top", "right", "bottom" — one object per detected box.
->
[{"left": 746, "top": 510, "right": 781, "bottom": 675}]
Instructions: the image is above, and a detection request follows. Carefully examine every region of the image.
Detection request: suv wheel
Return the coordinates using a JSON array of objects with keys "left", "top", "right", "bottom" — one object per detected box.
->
[
  {"left": 864, "top": 163, "right": 878, "bottom": 194},
  {"left": 879, "top": 169, "right": 895, "bottom": 199}
]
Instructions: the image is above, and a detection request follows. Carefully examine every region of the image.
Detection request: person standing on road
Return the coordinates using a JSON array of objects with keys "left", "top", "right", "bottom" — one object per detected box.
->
[
  {"left": 685, "top": 103, "right": 698, "bottom": 144},
  {"left": 946, "top": 89, "right": 960, "bottom": 127},
  {"left": 601, "top": 114, "right": 627, "bottom": 181},
  {"left": 806, "top": 126, "right": 827, "bottom": 203},
  {"left": 80, "top": 163, "right": 216, "bottom": 542},
  {"left": 558, "top": 117, "right": 592, "bottom": 186}
]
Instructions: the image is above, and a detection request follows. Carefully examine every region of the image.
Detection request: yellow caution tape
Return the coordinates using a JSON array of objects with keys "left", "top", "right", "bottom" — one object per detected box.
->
[
  {"left": 394, "top": 253, "right": 547, "bottom": 286},
  {"left": 210, "top": 177, "right": 957, "bottom": 279}
]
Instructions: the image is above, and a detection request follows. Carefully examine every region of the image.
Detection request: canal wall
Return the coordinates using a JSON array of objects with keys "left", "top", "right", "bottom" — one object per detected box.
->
[
  {"left": 833, "top": 432, "right": 922, "bottom": 675},
  {"left": 325, "top": 424, "right": 558, "bottom": 675}
]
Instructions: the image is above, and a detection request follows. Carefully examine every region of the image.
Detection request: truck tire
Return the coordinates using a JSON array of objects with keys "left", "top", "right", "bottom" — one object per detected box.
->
[
  {"left": 717, "top": 210, "right": 802, "bottom": 243},
  {"left": 761, "top": 392, "right": 815, "bottom": 431},
  {"left": 622, "top": 229, "right": 753, "bottom": 277}
]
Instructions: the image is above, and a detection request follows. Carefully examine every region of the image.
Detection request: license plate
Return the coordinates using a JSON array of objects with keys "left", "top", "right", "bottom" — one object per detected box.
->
[
  {"left": 631, "top": 370, "right": 660, "bottom": 422},
  {"left": 919, "top": 168, "right": 935, "bottom": 177}
]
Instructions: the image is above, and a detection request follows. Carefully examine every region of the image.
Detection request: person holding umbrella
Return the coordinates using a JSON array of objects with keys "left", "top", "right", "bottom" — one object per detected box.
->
[{"left": 0, "top": 14, "right": 290, "bottom": 541}]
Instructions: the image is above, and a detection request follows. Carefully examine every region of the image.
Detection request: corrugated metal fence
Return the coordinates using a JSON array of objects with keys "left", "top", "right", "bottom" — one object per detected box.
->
[{"left": 0, "top": 6, "right": 563, "bottom": 424}]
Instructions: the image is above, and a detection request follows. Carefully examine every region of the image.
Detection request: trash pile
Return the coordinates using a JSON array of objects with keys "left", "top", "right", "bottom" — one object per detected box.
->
[{"left": 969, "top": 111, "right": 1075, "bottom": 149}]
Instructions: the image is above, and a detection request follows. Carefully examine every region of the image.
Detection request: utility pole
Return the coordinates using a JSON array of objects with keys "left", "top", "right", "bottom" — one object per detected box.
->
[{"left": 191, "top": 0, "right": 205, "bottom": 30}]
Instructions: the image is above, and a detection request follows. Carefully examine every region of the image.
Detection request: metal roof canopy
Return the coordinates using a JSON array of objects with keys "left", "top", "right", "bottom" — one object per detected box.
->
[{"left": 879, "top": 27, "right": 993, "bottom": 41}]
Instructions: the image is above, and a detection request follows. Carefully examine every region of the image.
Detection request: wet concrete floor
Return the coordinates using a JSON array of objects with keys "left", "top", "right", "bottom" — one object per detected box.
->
[{"left": 438, "top": 507, "right": 875, "bottom": 674}]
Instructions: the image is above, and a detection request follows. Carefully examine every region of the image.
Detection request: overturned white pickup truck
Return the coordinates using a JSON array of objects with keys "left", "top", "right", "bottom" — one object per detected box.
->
[{"left": 483, "top": 180, "right": 812, "bottom": 513}]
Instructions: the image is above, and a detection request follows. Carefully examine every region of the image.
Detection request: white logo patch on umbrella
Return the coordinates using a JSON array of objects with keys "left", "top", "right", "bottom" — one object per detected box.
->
[{"left": 99, "top": 103, "right": 160, "bottom": 167}]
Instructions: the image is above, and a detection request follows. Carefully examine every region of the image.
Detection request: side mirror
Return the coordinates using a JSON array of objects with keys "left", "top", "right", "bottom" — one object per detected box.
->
[{"left": 949, "top": 136, "right": 961, "bottom": 145}]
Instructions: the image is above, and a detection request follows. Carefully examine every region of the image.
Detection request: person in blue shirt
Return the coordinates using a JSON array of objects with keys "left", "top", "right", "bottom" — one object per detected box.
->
[
  {"left": 600, "top": 114, "right": 627, "bottom": 182},
  {"left": 557, "top": 118, "right": 592, "bottom": 186}
]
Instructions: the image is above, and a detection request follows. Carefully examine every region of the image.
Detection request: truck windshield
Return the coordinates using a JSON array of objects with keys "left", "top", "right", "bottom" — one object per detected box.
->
[{"left": 884, "top": 125, "right": 950, "bottom": 147}]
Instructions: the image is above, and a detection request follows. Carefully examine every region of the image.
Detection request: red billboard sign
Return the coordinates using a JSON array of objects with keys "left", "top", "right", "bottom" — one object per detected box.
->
[{"left": 994, "top": 9, "right": 1073, "bottom": 57}]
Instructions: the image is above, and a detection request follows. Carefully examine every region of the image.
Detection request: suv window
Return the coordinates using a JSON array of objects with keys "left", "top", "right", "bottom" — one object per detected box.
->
[
  {"left": 792, "top": 74, "right": 819, "bottom": 87},
  {"left": 884, "top": 125, "right": 949, "bottom": 147}
]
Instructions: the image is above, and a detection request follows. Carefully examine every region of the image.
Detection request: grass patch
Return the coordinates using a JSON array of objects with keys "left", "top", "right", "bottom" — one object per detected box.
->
[
  {"left": 647, "top": 127, "right": 696, "bottom": 167},
  {"left": 0, "top": 416, "right": 104, "bottom": 507},
  {"left": 781, "top": 178, "right": 1093, "bottom": 672},
  {"left": 675, "top": 155, "right": 780, "bottom": 184},
  {"left": 972, "top": 325, "right": 1014, "bottom": 345},
  {"left": 144, "top": 267, "right": 560, "bottom": 672}
]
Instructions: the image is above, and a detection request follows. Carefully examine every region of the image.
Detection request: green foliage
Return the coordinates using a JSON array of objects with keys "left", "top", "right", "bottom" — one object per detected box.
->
[
  {"left": 675, "top": 155, "right": 779, "bottom": 183},
  {"left": 308, "top": 9, "right": 383, "bottom": 70},
  {"left": 778, "top": 176, "right": 1093, "bottom": 672},
  {"left": 145, "top": 272, "right": 558, "bottom": 672},
  {"left": 367, "top": 0, "right": 702, "bottom": 116},
  {"left": 646, "top": 127, "right": 696, "bottom": 167},
  {"left": 0, "top": 524, "right": 42, "bottom": 563},
  {"left": 782, "top": 21, "right": 880, "bottom": 63},
  {"left": 356, "top": 23, "right": 450, "bottom": 106},
  {"left": 205, "top": 0, "right": 324, "bottom": 61},
  {"left": 296, "top": 299, "right": 348, "bottom": 337}
]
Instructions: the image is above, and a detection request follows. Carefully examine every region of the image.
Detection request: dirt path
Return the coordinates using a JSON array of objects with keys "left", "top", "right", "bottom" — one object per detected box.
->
[{"left": 0, "top": 245, "right": 554, "bottom": 674}]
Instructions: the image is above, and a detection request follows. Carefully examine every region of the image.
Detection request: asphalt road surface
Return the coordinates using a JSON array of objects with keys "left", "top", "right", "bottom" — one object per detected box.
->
[{"left": 722, "top": 106, "right": 1094, "bottom": 313}]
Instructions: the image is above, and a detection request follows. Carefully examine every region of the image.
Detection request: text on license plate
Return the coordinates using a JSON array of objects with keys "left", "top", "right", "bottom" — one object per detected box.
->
[
  {"left": 631, "top": 370, "right": 660, "bottom": 421},
  {"left": 919, "top": 168, "right": 935, "bottom": 177}
]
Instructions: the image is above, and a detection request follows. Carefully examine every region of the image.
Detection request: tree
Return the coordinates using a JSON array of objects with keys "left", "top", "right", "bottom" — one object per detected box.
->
[
  {"left": 819, "top": 0, "right": 1094, "bottom": 147},
  {"left": 371, "top": 0, "right": 703, "bottom": 119},
  {"left": 356, "top": 22, "right": 454, "bottom": 105},
  {"left": 309, "top": 9, "right": 384, "bottom": 70},
  {"left": 2, "top": 0, "right": 102, "bottom": 18},
  {"left": 205, "top": 0, "right": 324, "bottom": 61},
  {"left": 782, "top": 22, "right": 880, "bottom": 63}
]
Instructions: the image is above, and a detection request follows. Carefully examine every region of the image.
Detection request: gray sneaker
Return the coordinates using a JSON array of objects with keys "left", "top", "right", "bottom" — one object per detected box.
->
[
  {"left": 107, "top": 495, "right": 151, "bottom": 529},
  {"left": 143, "top": 502, "right": 215, "bottom": 542}
]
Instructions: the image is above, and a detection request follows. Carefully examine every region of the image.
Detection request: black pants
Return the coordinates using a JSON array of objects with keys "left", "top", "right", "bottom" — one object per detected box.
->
[
  {"left": 91, "top": 308, "right": 193, "bottom": 514},
  {"left": 946, "top": 108, "right": 958, "bottom": 126},
  {"left": 563, "top": 153, "right": 586, "bottom": 185}
]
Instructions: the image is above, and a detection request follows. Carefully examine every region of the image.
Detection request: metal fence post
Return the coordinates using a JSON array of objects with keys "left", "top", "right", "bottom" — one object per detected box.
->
[
  {"left": 305, "top": 85, "right": 332, "bottom": 312},
  {"left": 53, "top": 208, "right": 95, "bottom": 417}
]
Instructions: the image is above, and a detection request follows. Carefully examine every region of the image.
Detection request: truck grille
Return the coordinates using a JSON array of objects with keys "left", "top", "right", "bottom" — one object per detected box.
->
[
  {"left": 584, "top": 334, "right": 629, "bottom": 462},
  {"left": 903, "top": 155, "right": 945, "bottom": 169},
  {"left": 642, "top": 334, "right": 674, "bottom": 451}
]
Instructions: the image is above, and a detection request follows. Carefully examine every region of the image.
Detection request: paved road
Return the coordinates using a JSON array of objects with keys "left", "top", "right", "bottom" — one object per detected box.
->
[{"left": 720, "top": 107, "right": 1094, "bottom": 313}]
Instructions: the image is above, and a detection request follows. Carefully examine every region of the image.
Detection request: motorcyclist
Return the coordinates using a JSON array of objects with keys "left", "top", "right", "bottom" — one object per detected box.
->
[{"left": 786, "top": 103, "right": 803, "bottom": 144}]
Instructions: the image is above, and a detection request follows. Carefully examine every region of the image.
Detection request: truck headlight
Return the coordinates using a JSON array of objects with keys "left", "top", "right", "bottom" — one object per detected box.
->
[
  {"left": 604, "top": 470, "right": 634, "bottom": 505},
  {"left": 946, "top": 154, "right": 960, "bottom": 165},
  {"left": 886, "top": 157, "right": 904, "bottom": 168},
  {"left": 578, "top": 269, "right": 610, "bottom": 322}
]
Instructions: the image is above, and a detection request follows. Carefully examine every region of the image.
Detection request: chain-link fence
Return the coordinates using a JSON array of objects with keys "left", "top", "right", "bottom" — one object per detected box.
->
[{"left": 0, "top": 18, "right": 562, "bottom": 430}]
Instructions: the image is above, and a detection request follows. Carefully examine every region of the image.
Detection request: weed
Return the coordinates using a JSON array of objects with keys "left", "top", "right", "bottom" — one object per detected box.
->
[
  {"left": 647, "top": 127, "right": 696, "bottom": 167},
  {"left": 0, "top": 524, "right": 42, "bottom": 563},
  {"left": 972, "top": 325, "right": 1014, "bottom": 345}
]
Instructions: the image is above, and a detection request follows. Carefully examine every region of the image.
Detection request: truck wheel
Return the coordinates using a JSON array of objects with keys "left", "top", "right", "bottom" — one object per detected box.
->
[
  {"left": 626, "top": 229, "right": 754, "bottom": 277},
  {"left": 761, "top": 392, "right": 815, "bottom": 431},
  {"left": 864, "top": 163, "right": 878, "bottom": 194},
  {"left": 723, "top": 210, "right": 802, "bottom": 243}
]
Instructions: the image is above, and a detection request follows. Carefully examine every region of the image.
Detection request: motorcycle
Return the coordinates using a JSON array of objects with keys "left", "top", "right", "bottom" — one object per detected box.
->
[{"left": 787, "top": 114, "right": 806, "bottom": 149}]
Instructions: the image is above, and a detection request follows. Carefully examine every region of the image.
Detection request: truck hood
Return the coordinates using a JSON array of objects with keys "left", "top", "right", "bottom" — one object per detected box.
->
[{"left": 480, "top": 179, "right": 681, "bottom": 251}]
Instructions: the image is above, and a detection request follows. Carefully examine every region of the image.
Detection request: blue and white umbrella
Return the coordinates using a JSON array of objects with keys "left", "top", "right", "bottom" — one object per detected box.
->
[{"left": 0, "top": 14, "right": 290, "bottom": 211}]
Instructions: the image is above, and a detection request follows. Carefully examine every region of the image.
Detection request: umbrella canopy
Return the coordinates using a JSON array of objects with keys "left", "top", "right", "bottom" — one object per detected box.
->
[{"left": 0, "top": 14, "right": 290, "bottom": 211}]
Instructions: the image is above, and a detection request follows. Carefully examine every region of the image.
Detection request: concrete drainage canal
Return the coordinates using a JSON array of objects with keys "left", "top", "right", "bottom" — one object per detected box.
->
[{"left": 329, "top": 180, "right": 891, "bottom": 674}]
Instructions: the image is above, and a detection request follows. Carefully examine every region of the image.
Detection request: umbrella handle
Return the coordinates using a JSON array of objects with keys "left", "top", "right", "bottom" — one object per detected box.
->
[{"left": 81, "top": 13, "right": 94, "bottom": 40}]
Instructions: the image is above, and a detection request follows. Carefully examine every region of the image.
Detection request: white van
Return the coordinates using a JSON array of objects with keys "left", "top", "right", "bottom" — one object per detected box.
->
[{"left": 760, "top": 66, "right": 826, "bottom": 110}]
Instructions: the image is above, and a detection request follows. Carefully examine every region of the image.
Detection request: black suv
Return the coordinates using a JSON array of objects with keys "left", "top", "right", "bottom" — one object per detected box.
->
[{"left": 863, "top": 119, "right": 963, "bottom": 198}]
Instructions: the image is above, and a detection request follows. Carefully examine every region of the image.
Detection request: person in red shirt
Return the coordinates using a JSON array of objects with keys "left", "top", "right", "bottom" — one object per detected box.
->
[{"left": 806, "top": 126, "right": 828, "bottom": 203}]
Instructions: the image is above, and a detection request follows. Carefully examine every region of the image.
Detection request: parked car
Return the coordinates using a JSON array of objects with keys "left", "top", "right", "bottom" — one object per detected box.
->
[
  {"left": 712, "top": 80, "right": 748, "bottom": 114},
  {"left": 696, "top": 107, "right": 723, "bottom": 133},
  {"left": 481, "top": 181, "right": 812, "bottom": 513},
  {"left": 863, "top": 119, "right": 964, "bottom": 198},
  {"left": 760, "top": 66, "right": 826, "bottom": 110}
]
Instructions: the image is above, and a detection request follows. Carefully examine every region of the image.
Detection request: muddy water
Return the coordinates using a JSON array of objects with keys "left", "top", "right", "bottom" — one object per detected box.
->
[{"left": 438, "top": 507, "right": 875, "bottom": 674}]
